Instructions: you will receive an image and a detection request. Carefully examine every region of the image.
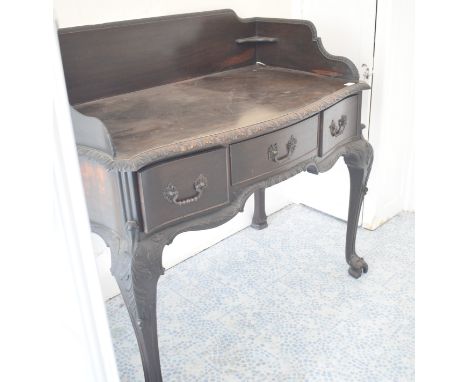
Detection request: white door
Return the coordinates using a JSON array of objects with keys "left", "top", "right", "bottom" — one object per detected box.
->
[{"left": 288, "top": 0, "right": 377, "bottom": 222}]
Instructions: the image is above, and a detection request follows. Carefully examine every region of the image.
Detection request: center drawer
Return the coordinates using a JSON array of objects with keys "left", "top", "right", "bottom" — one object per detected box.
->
[
  {"left": 138, "top": 148, "right": 229, "bottom": 233},
  {"left": 230, "top": 115, "right": 318, "bottom": 185}
]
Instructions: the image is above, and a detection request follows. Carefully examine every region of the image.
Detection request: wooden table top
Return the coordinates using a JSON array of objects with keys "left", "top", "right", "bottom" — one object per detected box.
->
[{"left": 75, "top": 65, "right": 362, "bottom": 167}]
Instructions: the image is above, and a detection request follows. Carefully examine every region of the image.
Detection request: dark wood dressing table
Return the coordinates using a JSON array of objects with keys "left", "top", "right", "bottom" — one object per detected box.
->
[{"left": 58, "top": 10, "right": 373, "bottom": 382}]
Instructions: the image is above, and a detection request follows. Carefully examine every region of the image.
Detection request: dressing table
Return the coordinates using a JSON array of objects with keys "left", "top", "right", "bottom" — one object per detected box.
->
[{"left": 58, "top": 10, "right": 373, "bottom": 381}]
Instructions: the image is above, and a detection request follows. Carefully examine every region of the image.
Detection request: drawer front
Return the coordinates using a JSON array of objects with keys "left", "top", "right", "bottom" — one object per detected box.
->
[
  {"left": 230, "top": 115, "right": 318, "bottom": 185},
  {"left": 138, "top": 148, "right": 229, "bottom": 233},
  {"left": 321, "top": 95, "right": 359, "bottom": 156}
]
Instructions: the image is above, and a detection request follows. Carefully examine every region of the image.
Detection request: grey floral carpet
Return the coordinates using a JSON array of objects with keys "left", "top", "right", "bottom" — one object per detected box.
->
[{"left": 106, "top": 204, "right": 414, "bottom": 381}]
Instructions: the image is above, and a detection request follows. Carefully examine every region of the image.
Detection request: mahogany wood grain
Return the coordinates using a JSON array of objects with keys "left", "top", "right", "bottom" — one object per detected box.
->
[
  {"left": 138, "top": 148, "right": 229, "bottom": 233},
  {"left": 230, "top": 115, "right": 318, "bottom": 185},
  {"left": 321, "top": 95, "right": 359, "bottom": 156},
  {"left": 59, "top": 10, "right": 256, "bottom": 104},
  {"left": 79, "top": 158, "right": 125, "bottom": 235},
  {"left": 74, "top": 66, "right": 347, "bottom": 163},
  {"left": 256, "top": 20, "right": 356, "bottom": 79}
]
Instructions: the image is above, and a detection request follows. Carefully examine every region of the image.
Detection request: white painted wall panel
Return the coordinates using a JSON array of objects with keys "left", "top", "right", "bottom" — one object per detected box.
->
[{"left": 362, "top": 0, "right": 415, "bottom": 229}]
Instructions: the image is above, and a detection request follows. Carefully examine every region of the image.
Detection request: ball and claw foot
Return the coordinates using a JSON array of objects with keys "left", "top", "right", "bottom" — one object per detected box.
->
[{"left": 348, "top": 254, "right": 369, "bottom": 279}]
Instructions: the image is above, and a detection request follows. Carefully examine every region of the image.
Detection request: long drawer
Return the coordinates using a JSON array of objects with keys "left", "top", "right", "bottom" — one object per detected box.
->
[
  {"left": 320, "top": 95, "right": 359, "bottom": 156},
  {"left": 138, "top": 148, "right": 229, "bottom": 233},
  {"left": 230, "top": 115, "right": 319, "bottom": 185}
]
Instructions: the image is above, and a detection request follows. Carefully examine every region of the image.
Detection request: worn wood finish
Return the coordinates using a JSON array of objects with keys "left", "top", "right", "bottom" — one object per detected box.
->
[
  {"left": 138, "top": 148, "right": 229, "bottom": 233},
  {"left": 59, "top": 10, "right": 256, "bottom": 104},
  {"left": 79, "top": 157, "right": 124, "bottom": 235},
  {"left": 343, "top": 140, "right": 373, "bottom": 278},
  {"left": 116, "top": 244, "right": 163, "bottom": 382},
  {"left": 256, "top": 19, "right": 358, "bottom": 80},
  {"left": 73, "top": 66, "right": 363, "bottom": 171},
  {"left": 230, "top": 115, "right": 318, "bottom": 185},
  {"left": 321, "top": 95, "right": 359, "bottom": 156},
  {"left": 59, "top": 10, "right": 374, "bottom": 382},
  {"left": 251, "top": 188, "right": 268, "bottom": 230},
  {"left": 71, "top": 108, "right": 115, "bottom": 156}
]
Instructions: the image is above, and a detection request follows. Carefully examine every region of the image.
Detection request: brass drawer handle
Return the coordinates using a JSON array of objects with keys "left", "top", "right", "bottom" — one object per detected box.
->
[
  {"left": 267, "top": 135, "right": 297, "bottom": 163},
  {"left": 163, "top": 174, "right": 207, "bottom": 206},
  {"left": 330, "top": 115, "right": 347, "bottom": 137}
]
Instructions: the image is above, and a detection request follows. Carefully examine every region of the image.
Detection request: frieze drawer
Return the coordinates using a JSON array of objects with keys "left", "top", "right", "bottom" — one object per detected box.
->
[
  {"left": 230, "top": 115, "right": 318, "bottom": 185},
  {"left": 138, "top": 148, "right": 229, "bottom": 233},
  {"left": 321, "top": 95, "right": 359, "bottom": 156},
  {"left": 320, "top": 96, "right": 360, "bottom": 156}
]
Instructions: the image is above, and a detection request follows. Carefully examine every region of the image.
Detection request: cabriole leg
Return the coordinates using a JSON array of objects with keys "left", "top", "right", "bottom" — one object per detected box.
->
[
  {"left": 343, "top": 140, "right": 374, "bottom": 279},
  {"left": 112, "top": 242, "right": 165, "bottom": 382},
  {"left": 251, "top": 188, "right": 268, "bottom": 230}
]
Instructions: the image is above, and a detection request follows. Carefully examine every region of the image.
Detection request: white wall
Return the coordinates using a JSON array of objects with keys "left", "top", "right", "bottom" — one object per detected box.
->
[
  {"left": 291, "top": 0, "right": 415, "bottom": 229},
  {"left": 3, "top": 8, "right": 120, "bottom": 376},
  {"left": 287, "top": 0, "right": 378, "bottom": 222},
  {"left": 54, "top": 0, "right": 297, "bottom": 27},
  {"left": 362, "top": 0, "right": 415, "bottom": 229}
]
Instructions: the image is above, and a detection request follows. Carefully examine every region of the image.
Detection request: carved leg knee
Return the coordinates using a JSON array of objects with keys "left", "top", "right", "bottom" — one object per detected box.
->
[
  {"left": 113, "top": 242, "right": 164, "bottom": 382},
  {"left": 251, "top": 188, "right": 268, "bottom": 230},
  {"left": 344, "top": 139, "right": 373, "bottom": 279}
]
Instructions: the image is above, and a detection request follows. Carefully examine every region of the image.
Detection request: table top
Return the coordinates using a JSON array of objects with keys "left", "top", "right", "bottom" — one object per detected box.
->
[{"left": 75, "top": 64, "right": 366, "bottom": 168}]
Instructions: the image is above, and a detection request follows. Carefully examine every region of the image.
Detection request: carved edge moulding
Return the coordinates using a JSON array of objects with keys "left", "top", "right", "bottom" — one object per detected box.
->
[{"left": 63, "top": 9, "right": 369, "bottom": 172}]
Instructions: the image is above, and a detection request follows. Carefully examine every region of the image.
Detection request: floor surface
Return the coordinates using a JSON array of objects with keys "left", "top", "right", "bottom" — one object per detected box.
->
[{"left": 106, "top": 204, "right": 415, "bottom": 381}]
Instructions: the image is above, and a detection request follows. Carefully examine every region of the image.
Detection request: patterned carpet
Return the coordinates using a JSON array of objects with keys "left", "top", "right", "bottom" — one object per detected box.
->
[{"left": 106, "top": 204, "right": 414, "bottom": 381}]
